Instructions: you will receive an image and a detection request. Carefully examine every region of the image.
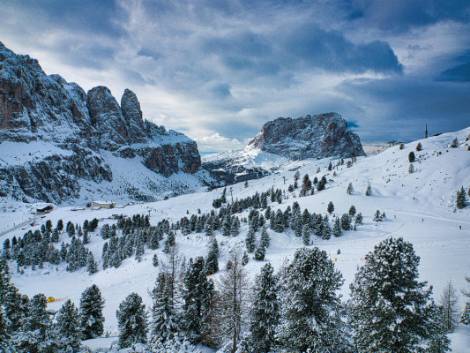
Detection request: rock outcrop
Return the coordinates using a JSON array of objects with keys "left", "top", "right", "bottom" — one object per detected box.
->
[
  {"left": 249, "top": 113, "right": 365, "bottom": 159},
  {"left": 0, "top": 42, "right": 203, "bottom": 203}
]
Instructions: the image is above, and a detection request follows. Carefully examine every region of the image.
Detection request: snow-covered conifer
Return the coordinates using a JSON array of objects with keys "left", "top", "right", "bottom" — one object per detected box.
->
[
  {"left": 327, "top": 201, "right": 334, "bottom": 214},
  {"left": 260, "top": 226, "right": 270, "bottom": 248},
  {"left": 278, "top": 248, "right": 348, "bottom": 352},
  {"left": 54, "top": 299, "right": 81, "bottom": 351},
  {"left": 349, "top": 237, "right": 450, "bottom": 352},
  {"left": 79, "top": 284, "right": 105, "bottom": 339},
  {"left": 86, "top": 252, "right": 98, "bottom": 275},
  {"left": 205, "top": 237, "right": 219, "bottom": 275},
  {"left": 333, "top": 217, "right": 342, "bottom": 237},
  {"left": 117, "top": 292, "right": 147, "bottom": 348},
  {"left": 254, "top": 246, "right": 265, "bottom": 261},
  {"left": 245, "top": 227, "right": 256, "bottom": 253},
  {"left": 247, "top": 263, "right": 279, "bottom": 353}
]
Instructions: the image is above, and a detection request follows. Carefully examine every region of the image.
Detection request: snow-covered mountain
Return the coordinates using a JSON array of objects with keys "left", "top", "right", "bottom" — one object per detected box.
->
[
  {"left": 1, "top": 125, "right": 469, "bottom": 351},
  {"left": 248, "top": 112, "right": 365, "bottom": 159},
  {"left": 203, "top": 112, "right": 365, "bottom": 185},
  {"left": 0, "top": 42, "right": 209, "bottom": 204}
]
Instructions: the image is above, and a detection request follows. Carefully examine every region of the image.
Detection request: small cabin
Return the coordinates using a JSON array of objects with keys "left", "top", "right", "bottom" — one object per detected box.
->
[
  {"left": 88, "top": 201, "right": 115, "bottom": 209},
  {"left": 36, "top": 204, "right": 53, "bottom": 214}
]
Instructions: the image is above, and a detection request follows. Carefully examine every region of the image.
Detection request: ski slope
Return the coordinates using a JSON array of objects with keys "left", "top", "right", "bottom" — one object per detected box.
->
[{"left": 1, "top": 127, "right": 470, "bottom": 351}]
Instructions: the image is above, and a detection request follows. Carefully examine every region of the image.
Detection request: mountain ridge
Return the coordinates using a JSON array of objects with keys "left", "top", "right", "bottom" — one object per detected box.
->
[{"left": 0, "top": 42, "right": 206, "bottom": 204}]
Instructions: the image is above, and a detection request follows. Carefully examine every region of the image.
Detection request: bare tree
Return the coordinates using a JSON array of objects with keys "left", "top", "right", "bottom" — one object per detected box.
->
[
  {"left": 160, "top": 246, "right": 185, "bottom": 309},
  {"left": 440, "top": 281, "right": 459, "bottom": 332},
  {"left": 215, "top": 250, "right": 249, "bottom": 353}
]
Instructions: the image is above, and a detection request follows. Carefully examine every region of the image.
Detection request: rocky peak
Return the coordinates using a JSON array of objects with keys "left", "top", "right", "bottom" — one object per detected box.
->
[
  {"left": 121, "top": 88, "right": 146, "bottom": 140},
  {"left": 249, "top": 112, "right": 365, "bottom": 159},
  {"left": 86, "top": 86, "right": 129, "bottom": 147}
]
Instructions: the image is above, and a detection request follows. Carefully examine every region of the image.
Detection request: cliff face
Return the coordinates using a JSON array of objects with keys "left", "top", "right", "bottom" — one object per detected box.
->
[
  {"left": 248, "top": 113, "right": 365, "bottom": 160},
  {"left": 0, "top": 42, "right": 203, "bottom": 203}
]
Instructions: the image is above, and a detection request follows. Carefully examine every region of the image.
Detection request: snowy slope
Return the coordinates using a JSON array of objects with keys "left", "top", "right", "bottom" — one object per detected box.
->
[
  {"left": 202, "top": 145, "right": 289, "bottom": 171},
  {"left": 2, "top": 127, "right": 470, "bottom": 351}
]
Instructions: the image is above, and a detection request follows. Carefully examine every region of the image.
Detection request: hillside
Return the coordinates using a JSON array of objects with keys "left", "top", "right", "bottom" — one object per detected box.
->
[{"left": 1, "top": 126, "right": 469, "bottom": 351}]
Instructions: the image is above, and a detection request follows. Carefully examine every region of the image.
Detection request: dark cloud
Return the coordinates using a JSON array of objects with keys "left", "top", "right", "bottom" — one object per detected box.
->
[
  {"left": 344, "top": 0, "right": 470, "bottom": 33},
  {"left": 7, "top": 0, "right": 127, "bottom": 36},
  {"left": 339, "top": 76, "right": 470, "bottom": 141},
  {"left": 439, "top": 62, "right": 470, "bottom": 82},
  {"left": 437, "top": 50, "right": 470, "bottom": 82},
  {"left": 281, "top": 24, "right": 403, "bottom": 73},
  {"left": 0, "top": 0, "right": 469, "bottom": 151}
]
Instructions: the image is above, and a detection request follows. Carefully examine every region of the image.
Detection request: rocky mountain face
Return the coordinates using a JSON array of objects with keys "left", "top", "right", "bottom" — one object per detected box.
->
[
  {"left": 203, "top": 113, "right": 365, "bottom": 186},
  {"left": 0, "top": 42, "right": 203, "bottom": 203},
  {"left": 248, "top": 113, "right": 365, "bottom": 159}
]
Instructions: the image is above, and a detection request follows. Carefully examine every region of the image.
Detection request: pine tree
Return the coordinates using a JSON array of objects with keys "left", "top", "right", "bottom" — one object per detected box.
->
[
  {"left": 317, "top": 176, "right": 327, "bottom": 191},
  {"left": 79, "top": 284, "right": 105, "bottom": 339},
  {"left": 416, "top": 142, "right": 423, "bottom": 151},
  {"left": 247, "top": 263, "right": 279, "bottom": 353},
  {"left": 230, "top": 217, "right": 240, "bottom": 237},
  {"left": 57, "top": 219, "right": 64, "bottom": 232},
  {"left": 347, "top": 182, "right": 354, "bottom": 195},
  {"left": 321, "top": 216, "right": 331, "bottom": 240},
  {"left": 149, "top": 273, "right": 178, "bottom": 346},
  {"left": 153, "top": 254, "right": 159, "bottom": 267},
  {"left": 86, "top": 252, "right": 98, "bottom": 275},
  {"left": 0, "top": 308, "right": 9, "bottom": 351},
  {"left": 301, "top": 174, "right": 312, "bottom": 196},
  {"left": 341, "top": 213, "right": 351, "bottom": 230},
  {"left": 163, "top": 231, "right": 176, "bottom": 254},
  {"left": 302, "top": 224, "right": 311, "bottom": 245},
  {"left": 456, "top": 186, "right": 466, "bottom": 209},
  {"left": 254, "top": 246, "right": 266, "bottom": 261},
  {"left": 365, "top": 184, "right": 372, "bottom": 196},
  {"left": 440, "top": 281, "right": 459, "bottom": 332},
  {"left": 327, "top": 201, "right": 334, "bottom": 214},
  {"left": 333, "top": 217, "right": 342, "bottom": 237},
  {"left": 66, "top": 222, "right": 75, "bottom": 237},
  {"left": 181, "top": 257, "right": 215, "bottom": 344},
  {"left": 117, "top": 292, "right": 147, "bottom": 348},
  {"left": 278, "top": 248, "right": 348, "bottom": 352},
  {"left": 206, "top": 237, "right": 219, "bottom": 275},
  {"left": 349, "top": 205, "right": 356, "bottom": 217},
  {"left": 260, "top": 226, "right": 270, "bottom": 248},
  {"left": 205, "top": 220, "right": 214, "bottom": 237},
  {"left": 461, "top": 276, "right": 470, "bottom": 325},
  {"left": 245, "top": 227, "right": 256, "bottom": 253},
  {"left": 427, "top": 303, "right": 451, "bottom": 353},
  {"left": 222, "top": 216, "right": 232, "bottom": 237},
  {"left": 0, "top": 258, "right": 11, "bottom": 303},
  {"left": 54, "top": 299, "right": 81, "bottom": 351},
  {"left": 409, "top": 151, "right": 416, "bottom": 163},
  {"left": 3, "top": 285, "right": 25, "bottom": 334},
  {"left": 349, "top": 237, "right": 450, "bottom": 353},
  {"left": 355, "top": 212, "right": 363, "bottom": 225},
  {"left": 14, "top": 293, "right": 50, "bottom": 353}
]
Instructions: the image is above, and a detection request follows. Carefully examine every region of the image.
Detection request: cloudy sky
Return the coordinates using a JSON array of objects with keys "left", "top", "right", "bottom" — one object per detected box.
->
[{"left": 1, "top": 0, "right": 470, "bottom": 152}]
